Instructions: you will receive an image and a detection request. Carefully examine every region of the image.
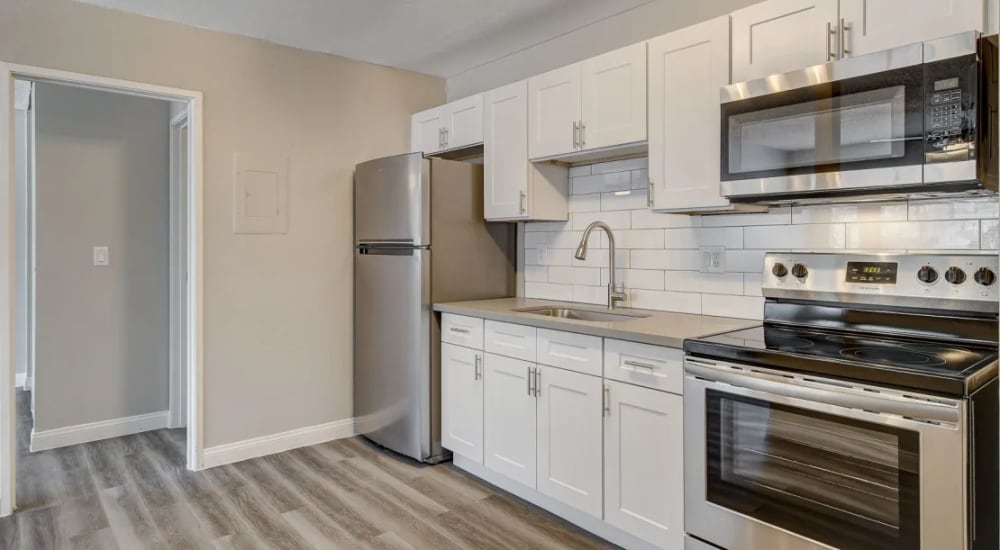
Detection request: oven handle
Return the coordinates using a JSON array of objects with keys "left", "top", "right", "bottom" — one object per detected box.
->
[{"left": 685, "top": 359, "right": 961, "bottom": 425}]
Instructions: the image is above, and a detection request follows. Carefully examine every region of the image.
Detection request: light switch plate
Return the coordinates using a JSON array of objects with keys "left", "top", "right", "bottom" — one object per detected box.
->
[
  {"left": 536, "top": 247, "right": 548, "bottom": 265},
  {"left": 700, "top": 246, "right": 725, "bottom": 273},
  {"left": 93, "top": 246, "right": 109, "bottom": 267}
]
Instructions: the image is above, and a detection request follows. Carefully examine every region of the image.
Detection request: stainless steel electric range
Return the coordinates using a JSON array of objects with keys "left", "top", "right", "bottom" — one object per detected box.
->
[{"left": 683, "top": 253, "right": 999, "bottom": 550}]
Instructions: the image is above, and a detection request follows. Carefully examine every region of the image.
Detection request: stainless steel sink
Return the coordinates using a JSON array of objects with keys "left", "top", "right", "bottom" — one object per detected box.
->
[{"left": 515, "top": 306, "right": 650, "bottom": 323}]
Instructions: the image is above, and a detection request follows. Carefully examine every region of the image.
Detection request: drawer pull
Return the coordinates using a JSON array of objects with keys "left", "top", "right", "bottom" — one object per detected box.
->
[
  {"left": 449, "top": 327, "right": 470, "bottom": 334},
  {"left": 624, "top": 360, "right": 656, "bottom": 371}
]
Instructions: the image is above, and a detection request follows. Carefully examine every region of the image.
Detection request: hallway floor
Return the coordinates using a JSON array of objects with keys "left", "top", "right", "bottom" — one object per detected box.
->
[{"left": 1, "top": 390, "right": 615, "bottom": 549}]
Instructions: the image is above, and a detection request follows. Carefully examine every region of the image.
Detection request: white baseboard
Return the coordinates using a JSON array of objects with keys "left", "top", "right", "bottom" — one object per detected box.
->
[
  {"left": 201, "top": 417, "right": 357, "bottom": 469},
  {"left": 453, "top": 455, "right": 659, "bottom": 550},
  {"left": 31, "top": 410, "right": 170, "bottom": 452}
]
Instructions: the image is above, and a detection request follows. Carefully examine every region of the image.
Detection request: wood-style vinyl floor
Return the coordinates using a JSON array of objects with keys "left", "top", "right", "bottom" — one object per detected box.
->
[{"left": 1, "top": 391, "right": 617, "bottom": 549}]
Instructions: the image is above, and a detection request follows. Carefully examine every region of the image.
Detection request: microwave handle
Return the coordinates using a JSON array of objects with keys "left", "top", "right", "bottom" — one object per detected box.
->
[{"left": 685, "top": 358, "right": 961, "bottom": 424}]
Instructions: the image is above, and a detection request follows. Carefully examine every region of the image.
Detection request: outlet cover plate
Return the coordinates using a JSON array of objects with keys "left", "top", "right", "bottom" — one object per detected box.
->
[{"left": 700, "top": 246, "right": 725, "bottom": 273}]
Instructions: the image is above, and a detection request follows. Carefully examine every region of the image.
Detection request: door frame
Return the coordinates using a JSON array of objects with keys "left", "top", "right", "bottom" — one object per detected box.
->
[
  {"left": 169, "top": 110, "right": 190, "bottom": 430},
  {"left": 0, "top": 62, "right": 206, "bottom": 517}
]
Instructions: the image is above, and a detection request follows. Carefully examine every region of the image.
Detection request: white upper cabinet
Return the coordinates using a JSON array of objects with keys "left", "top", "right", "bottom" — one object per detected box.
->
[
  {"left": 580, "top": 42, "right": 648, "bottom": 151},
  {"left": 731, "top": 0, "right": 840, "bottom": 82},
  {"left": 604, "top": 380, "right": 684, "bottom": 549},
  {"left": 441, "top": 343, "right": 484, "bottom": 464},
  {"left": 441, "top": 94, "right": 484, "bottom": 151},
  {"left": 528, "top": 43, "right": 647, "bottom": 160},
  {"left": 483, "top": 81, "right": 570, "bottom": 222},
  {"left": 839, "top": 0, "right": 983, "bottom": 57},
  {"left": 648, "top": 15, "right": 734, "bottom": 212},
  {"left": 528, "top": 64, "right": 582, "bottom": 159},
  {"left": 536, "top": 366, "right": 603, "bottom": 518},
  {"left": 410, "top": 105, "right": 446, "bottom": 155},
  {"left": 483, "top": 353, "right": 537, "bottom": 488},
  {"left": 410, "top": 94, "right": 483, "bottom": 155}
]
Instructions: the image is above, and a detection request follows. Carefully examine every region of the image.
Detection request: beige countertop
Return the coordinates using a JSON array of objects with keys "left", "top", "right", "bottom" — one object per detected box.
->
[{"left": 434, "top": 297, "right": 760, "bottom": 349}]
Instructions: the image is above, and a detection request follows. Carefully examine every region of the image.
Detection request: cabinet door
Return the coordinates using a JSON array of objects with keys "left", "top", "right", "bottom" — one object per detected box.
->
[
  {"left": 411, "top": 106, "right": 444, "bottom": 154},
  {"left": 649, "top": 16, "right": 732, "bottom": 211},
  {"left": 484, "top": 81, "right": 529, "bottom": 220},
  {"left": 441, "top": 343, "right": 483, "bottom": 463},
  {"left": 731, "top": 0, "right": 840, "bottom": 82},
  {"left": 528, "top": 64, "right": 581, "bottom": 159},
  {"left": 581, "top": 42, "right": 648, "bottom": 150},
  {"left": 839, "top": 0, "right": 983, "bottom": 57},
  {"left": 537, "top": 366, "right": 603, "bottom": 518},
  {"left": 442, "top": 94, "right": 484, "bottom": 151},
  {"left": 484, "top": 354, "right": 537, "bottom": 488},
  {"left": 604, "top": 381, "right": 684, "bottom": 549}
]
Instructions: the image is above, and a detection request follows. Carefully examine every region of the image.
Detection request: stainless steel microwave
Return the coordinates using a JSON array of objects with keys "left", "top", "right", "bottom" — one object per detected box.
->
[{"left": 720, "top": 31, "right": 998, "bottom": 205}]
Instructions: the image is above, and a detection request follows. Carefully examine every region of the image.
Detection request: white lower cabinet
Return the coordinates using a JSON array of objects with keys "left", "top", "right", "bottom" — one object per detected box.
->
[
  {"left": 483, "top": 353, "right": 537, "bottom": 488},
  {"left": 441, "top": 343, "right": 483, "bottom": 464},
  {"left": 536, "top": 365, "right": 603, "bottom": 518},
  {"left": 604, "top": 380, "right": 684, "bottom": 549}
]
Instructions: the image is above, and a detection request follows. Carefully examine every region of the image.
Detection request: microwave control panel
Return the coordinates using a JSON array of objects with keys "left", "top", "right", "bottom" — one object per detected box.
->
[{"left": 924, "top": 53, "right": 978, "bottom": 163}]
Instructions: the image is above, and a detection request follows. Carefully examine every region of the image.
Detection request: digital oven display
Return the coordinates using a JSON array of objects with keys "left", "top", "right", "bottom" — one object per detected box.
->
[{"left": 845, "top": 262, "right": 898, "bottom": 284}]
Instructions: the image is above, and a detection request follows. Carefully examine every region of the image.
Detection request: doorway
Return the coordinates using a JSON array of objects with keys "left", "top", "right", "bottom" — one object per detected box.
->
[{"left": 0, "top": 63, "right": 204, "bottom": 517}]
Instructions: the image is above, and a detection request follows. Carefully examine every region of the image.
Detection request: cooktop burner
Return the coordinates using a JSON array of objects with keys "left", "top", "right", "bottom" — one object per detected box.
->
[{"left": 684, "top": 325, "right": 999, "bottom": 396}]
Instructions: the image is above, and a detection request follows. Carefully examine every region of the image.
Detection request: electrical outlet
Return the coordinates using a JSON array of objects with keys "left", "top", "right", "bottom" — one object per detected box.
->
[
  {"left": 536, "top": 246, "right": 548, "bottom": 265},
  {"left": 700, "top": 246, "right": 725, "bottom": 273}
]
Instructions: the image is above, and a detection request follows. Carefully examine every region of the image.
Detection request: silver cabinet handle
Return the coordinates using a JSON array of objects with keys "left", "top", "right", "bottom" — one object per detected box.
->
[
  {"left": 443, "top": 127, "right": 449, "bottom": 148},
  {"left": 474, "top": 354, "right": 482, "bottom": 380},
  {"left": 840, "top": 19, "right": 850, "bottom": 57},
  {"left": 603, "top": 385, "right": 611, "bottom": 417},
  {"left": 533, "top": 368, "right": 541, "bottom": 397},
  {"left": 519, "top": 190, "right": 526, "bottom": 214},
  {"left": 579, "top": 121, "right": 586, "bottom": 149},
  {"left": 826, "top": 22, "right": 837, "bottom": 62},
  {"left": 647, "top": 179, "right": 654, "bottom": 207},
  {"left": 527, "top": 366, "right": 534, "bottom": 396},
  {"left": 624, "top": 359, "right": 656, "bottom": 371},
  {"left": 572, "top": 121, "right": 580, "bottom": 149},
  {"left": 449, "top": 327, "right": 470, "bottom": 334}
]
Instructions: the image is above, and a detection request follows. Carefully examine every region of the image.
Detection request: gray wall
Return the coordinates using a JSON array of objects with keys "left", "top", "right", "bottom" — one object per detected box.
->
[
  {"left": 0, "top": 0, "right": 445, "bottom": 446},
  {"left": 32, "top": 83, "right": 170, "bottom": 432}
]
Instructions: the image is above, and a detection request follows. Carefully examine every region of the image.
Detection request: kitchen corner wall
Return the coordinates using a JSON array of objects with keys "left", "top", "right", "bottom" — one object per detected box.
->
[{"left": 523, "top": 157, "right": 1000, "bottom": 320}]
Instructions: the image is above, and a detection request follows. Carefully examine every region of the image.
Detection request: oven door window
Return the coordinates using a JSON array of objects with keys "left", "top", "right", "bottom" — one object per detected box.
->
[
  {"left": 721, "top": 65, "right": 925, "bottom": 181},
  {"left": 706, "top": 390, "right": 920, "bottom": 550}
]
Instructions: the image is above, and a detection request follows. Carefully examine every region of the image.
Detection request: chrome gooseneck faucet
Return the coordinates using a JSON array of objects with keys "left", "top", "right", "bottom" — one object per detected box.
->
[{"left": 575, "top": 221, "right": 626, "bottom": 310}]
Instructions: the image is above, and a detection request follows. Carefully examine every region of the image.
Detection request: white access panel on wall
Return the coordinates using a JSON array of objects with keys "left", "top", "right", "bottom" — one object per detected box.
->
[{"left": 233, "top": 152, "right": 289, "bottom": 234}]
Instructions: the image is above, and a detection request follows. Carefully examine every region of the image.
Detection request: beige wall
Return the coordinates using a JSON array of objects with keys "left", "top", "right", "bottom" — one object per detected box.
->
[
  {"left": 0, "top": 0, "right": 445, "bottom": 446},
  {"left": 33, "top": 83, "right": 171, "bottom": 431},
  {"left": 447, "top": 0, "right": 761, "bottom": 99}
]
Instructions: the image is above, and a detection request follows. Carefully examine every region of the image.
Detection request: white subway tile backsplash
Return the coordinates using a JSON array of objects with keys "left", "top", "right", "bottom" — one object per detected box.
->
[
  {"left": 744, "top": 224, "right": 845, "bottom": 249},
  {"left": 702, "top": 294, "right": 764, "bottom": 320},
  {"left": 601, "top": 189, "right": 648, "bottom": 211},
  {"left": 845, "top": 220, "right": 980, "bottom": 249},
  {"left": 572, "top": 171, "right": 631, "bottom": 194},
  {"left": 569, "top": 193, "right": 601, "bottom": 213},
  {"left": 591, "top": 157, "right": 648, "bottom": 174},
  {"left": 908, "top": 198, "right": 1000, "bottom": 221},
  {"left": 664, "top": 227, "right": 743, "bottom": 249},
  {"left": 522, "top": 157, "right": 998, "bottom": 320},
  {"left": 701, "top": 208, "right": 792, "bottom": 227},
  {"left": 791, "top": 202, "right": 908, "bottom": 224}
]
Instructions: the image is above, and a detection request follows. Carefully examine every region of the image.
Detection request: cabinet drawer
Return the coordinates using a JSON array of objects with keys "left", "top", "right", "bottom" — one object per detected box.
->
[
  {"left": 441, "top": 314, "right": 484, "bottom": 349},
  {"left": 536, "top": 329, "right": 602, "bottom": 377},
  {"left": 484, "top": 321, "right": 536, "bottom": 362},
  {"left": 604, "top": 339, "right": 683, "bottom": 395}
]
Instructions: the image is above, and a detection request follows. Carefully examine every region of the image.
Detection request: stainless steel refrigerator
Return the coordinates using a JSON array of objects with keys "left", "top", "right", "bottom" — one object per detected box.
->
[{"left": 354, "top": 153, "right": 515, "bottom": 462}]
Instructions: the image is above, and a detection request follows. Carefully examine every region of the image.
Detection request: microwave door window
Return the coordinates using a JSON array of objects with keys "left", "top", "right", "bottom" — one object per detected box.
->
[{"left": 728, "top": 86, "right": 908, "bottom": 175}]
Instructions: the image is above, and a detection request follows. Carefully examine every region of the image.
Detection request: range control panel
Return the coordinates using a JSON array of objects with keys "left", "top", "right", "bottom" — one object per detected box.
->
[{"left": 763, "top": 253, "right": 999, "bottom": 312}]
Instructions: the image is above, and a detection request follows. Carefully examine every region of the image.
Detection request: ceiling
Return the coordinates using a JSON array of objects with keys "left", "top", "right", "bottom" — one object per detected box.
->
[{"left": 72, "top": 0, "right": 652, "bottom": 77}]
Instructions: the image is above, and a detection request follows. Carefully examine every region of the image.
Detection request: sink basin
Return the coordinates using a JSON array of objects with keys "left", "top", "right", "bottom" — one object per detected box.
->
[{"left": 515, "top": 306, "right": 650, "bottom": 323}]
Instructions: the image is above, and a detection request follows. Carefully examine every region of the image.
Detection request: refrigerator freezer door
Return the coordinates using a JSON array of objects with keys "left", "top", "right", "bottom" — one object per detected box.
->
[
  {"left": 354, "top": 246, "right": 432, "bottom": 461},
  {"left": 355, "top": 153, "right": 430, "bottom": 246}
]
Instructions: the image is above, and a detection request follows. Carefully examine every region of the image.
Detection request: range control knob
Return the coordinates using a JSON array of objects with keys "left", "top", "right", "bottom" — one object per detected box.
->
[
  {"left": 945, "top": 266, "right": 967, "bottom": 285},
  {"left": 772, "top": 263, "right": 788, "bottom": 278},
  {"left": 791, "top": 264, "right": 808, "bottom": 279},
  {"left": 974, "top": 267, "right": 997, "bottom": 286},
  {"left": 917, "top": 266, "right": 938, "bottom": 284}
]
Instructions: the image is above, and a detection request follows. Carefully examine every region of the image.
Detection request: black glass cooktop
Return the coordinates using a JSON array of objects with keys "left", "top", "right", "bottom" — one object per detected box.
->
[{"left": 684, "top": 325, "right": 999, "bottom": 396}]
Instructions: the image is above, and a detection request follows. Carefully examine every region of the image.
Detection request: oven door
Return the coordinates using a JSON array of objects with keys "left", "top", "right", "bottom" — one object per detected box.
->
[
  {"left": 720, "top": 42, "right": 927, "bottom": 200},
  {"left": 684, "top": 357, "right": 967, "bottom": 550}
]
